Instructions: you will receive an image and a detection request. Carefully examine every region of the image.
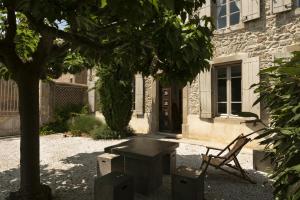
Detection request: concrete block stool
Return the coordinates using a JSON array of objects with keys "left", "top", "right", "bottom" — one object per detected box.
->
[
  {"left": 253, "top": 149, "right": 274, "bottom": 173},
  {"left": 163, "top": 150, "right": 177, "bottom": 175},
  {"left": 94, "top": 172, "right": 134, "bottom": 200},
  {"left": 97, "top": 153, "right": 124, "bottom": 177},
  {"left": 172, "top": 166, "right": 205, "bottom": 200}
]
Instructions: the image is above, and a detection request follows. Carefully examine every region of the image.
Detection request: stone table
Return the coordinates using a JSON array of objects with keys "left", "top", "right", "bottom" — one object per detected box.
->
[{"left": 105, "top": 137, "right": 179, "bottom": 195}]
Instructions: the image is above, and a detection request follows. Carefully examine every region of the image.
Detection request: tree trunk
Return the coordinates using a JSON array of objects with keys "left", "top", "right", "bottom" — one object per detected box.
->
[{"left": 16, "top": 71, "right": 42, "bottom": 200}]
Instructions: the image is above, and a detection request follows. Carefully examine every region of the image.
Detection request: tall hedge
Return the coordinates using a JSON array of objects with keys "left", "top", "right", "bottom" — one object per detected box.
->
[{"left": 96, "top": 63, "right": 134, "bottom": 135}]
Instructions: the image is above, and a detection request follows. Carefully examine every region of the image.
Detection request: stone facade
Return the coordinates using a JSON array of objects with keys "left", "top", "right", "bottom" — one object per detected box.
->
[
  {"left": 185, "top": 0, "right": 299, "bottom": 147},
  {"left": 56, "top": 70, "right": 88, "bottom": 85},
  {"left": 127, "top": 0, "right": 300, "bottom": 148}
]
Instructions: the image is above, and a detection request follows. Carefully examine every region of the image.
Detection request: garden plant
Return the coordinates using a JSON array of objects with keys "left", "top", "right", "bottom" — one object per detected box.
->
[{"left": 253, "top": 51, "right": 300, "bottom": 200}]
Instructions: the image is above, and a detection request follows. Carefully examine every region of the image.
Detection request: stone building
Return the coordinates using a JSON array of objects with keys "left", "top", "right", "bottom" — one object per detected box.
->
[{"left": 92, "top": 0, "right": 300, "bottom": 148}]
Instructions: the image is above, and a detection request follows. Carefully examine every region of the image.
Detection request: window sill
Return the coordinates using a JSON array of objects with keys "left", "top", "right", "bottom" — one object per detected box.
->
[
  {"left": 213, "top": 115, "right": 256, "bottom": 123},
  {"left": 213, "top": 23, "right": 245, "bottom": 35}
]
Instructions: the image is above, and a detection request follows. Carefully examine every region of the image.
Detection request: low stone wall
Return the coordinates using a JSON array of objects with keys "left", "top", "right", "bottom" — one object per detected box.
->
[{"left": 0, "top": 115, "right": 20, "bottom": 136}]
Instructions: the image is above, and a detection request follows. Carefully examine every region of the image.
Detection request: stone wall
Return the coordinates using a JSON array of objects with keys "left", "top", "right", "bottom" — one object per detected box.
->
[
  {"left": 144, "top": 76, "right": 153, "bottom": 114},
  {"left": 188, "top": 0, "right": 300, "bottom": 117},
  {"left": 184, "top": 0, "right": 300, "bottom": 146},
  {"left": 213, "top": 0, "right": 300, "bottom": 66},
  {"left": 55, "top": 70, "right": 88, "bottom": 85}
]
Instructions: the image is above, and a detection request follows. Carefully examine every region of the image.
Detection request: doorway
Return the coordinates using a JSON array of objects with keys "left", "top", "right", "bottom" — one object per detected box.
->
[{"left": 159, "top": 84, "right": 183, "bottom": 133}]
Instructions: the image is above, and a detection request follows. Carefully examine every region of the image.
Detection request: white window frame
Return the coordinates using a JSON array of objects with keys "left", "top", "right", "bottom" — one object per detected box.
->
[
  {"left": 214, "top": 63, "right": 242, "bottom": 116},
  {"left": 216, "top": 0, "right": 241, "bottom": 30}
]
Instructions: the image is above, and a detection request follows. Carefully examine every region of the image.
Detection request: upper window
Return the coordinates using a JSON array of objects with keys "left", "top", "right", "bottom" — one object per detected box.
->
[
  {"left": 216, "top": 0, "right": 241, "bottom": 29},
  {"left": 215, "top": 64, "right": 242, "bottom": 115}
]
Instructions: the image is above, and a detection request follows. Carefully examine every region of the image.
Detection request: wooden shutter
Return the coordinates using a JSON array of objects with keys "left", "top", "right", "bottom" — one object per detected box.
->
[
  {"left": 134, "top": 73, "right": 144, "bottom": 115},
  {"left": 242, "top": 0, "right": 260, "bottom": 22},
  {"left": 199, "top": 69, "right": 212, "bottom": 118},
  {"left": 199, "top": 0, "right": 211, "bottom": 17},
  {"left": 87, "top": 69, "right": 97, "bottom": 112},
  {"left": 272, "top": 0, "right": 292, "bottom": 14},
  {"left": 242, "top": 57, "right": 260, "bottom": 117}
]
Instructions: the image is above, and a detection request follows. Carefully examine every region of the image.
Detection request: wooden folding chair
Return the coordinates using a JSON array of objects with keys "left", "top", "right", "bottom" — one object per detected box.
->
[{"left": 200, "top": 134, "right": 256, "bottom": 184}]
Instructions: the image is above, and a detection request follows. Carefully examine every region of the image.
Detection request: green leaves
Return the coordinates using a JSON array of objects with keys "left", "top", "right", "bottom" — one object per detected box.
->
[
  {"left": 101, "top": 0, "right": 108, "bottom": 8},
  {"left": 14, "top": 13, "right": 39, "bottom": 62},
  {"left": 253, "top": 51, "right": 300, "bottom": 199},
  {"left": 96, "top": 62, "right": 134, "bottom": 134}
]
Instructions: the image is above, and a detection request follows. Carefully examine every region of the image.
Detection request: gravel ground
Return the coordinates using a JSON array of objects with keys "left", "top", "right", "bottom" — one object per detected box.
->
[{"left": 0, "top": 134, "right": 274, "bottom": 200}]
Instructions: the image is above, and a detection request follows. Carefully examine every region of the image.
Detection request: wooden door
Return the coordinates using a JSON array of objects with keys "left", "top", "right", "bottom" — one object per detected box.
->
[
  {"left": 159, "top": 85, "right": 182, "bottom": 133},
  {"left": 159, "top": 87, "right": 172, "bottom": 132}
]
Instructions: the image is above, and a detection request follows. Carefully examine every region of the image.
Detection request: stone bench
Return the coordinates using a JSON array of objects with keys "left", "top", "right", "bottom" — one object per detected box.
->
[
  {"left": 96, "top": 153, "right": 124, "bottom": 177},
  {"left": 94, "top": 172, "right": 134, "bottom": 200},
  {"left": 172, "top": 166, "right": 205, "bottom": 200}
]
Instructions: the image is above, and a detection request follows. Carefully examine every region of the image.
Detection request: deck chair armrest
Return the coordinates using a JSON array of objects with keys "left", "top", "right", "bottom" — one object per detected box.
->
[{"left": 206, "top": 146, "right": 223, "bottom": 151}]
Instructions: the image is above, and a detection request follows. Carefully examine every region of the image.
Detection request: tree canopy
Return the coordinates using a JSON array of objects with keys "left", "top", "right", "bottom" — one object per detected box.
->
[{"left": 0, "top": 0, "right": 213, "bottom": 84}]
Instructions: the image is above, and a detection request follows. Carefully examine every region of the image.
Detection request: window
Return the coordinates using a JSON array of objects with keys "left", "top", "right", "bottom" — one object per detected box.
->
[
  {"left": 215, "top": 64, "right": 242, "bottom": 115},
  {"left": 216, "top": 0, "right": 241, "bottom": 29},
  {"left": 298, "top": 0, "right": 300, "bottom": 7}
]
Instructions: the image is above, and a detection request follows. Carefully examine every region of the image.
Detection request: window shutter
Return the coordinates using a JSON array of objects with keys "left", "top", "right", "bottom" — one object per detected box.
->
[
  {"left": 134, "top": 73, "right": 144, "bottom": 115},
  {"left": 272, "top": 0, "right": 292, "bottom": 14},
  {"left": 242, "top": 57, "right": 260, "bottom": 117},
  {"left": 88, "top": 69, "right": 97, "bottom": 112},
  {"left": 242, "top": 0, "right": 260, "bottom": 22},
  {"left": 199, "top": 70, "right": 212, "bottom": 118}
]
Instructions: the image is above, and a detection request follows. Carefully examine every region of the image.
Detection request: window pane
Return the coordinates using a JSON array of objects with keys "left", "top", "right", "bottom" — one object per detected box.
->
[
  {"left": 218, "top": 79, "right": 227, "bottom": 101},
  {"left": 230, "top": 1, "right": 240, "bottom": 13},
  {"left": 231, "top": 66, "right": 241, "bottom": 77},
  {"left": 217, "top": 17, "right": 227, "bottom": 29},
  {"left": 231, "top": 103, "right": 241, "bottom": 114},
  {"left": 218, "top": 103, "right": 227, "bottom": 114},
  {"left": 217, "top": 5, "right": 226, "bottom": 17},
  {"left": 230, "top": 12, "right": 240, "bottom": 25},
  {"left": 231, "top": 77, "right": 241, "bottom": 101},
  {"left": 217, "top": 68, "right": 227, "bottom": 78}
]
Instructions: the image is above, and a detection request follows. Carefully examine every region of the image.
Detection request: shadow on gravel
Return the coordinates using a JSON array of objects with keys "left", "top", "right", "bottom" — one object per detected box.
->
[
  {"left": 0, "top": 153, "right": 273, "bottom": 200},
  {"left": 0, "top": 151, "right": 103, "bottom": 200}
]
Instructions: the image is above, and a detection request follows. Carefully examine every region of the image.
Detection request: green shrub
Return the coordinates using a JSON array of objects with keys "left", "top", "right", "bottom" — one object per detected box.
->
[
  {"left": 55, "top": 104, "right": 88, "bottom": 122},
  {"left": 253, "top": 51, "right": 300, "bottom": 199},
  {"left": 68, "top": 115, "right": 102, "bottom": 135},
  {"left": 96, "top": 63, "right": 133, "bottom": 137},
  {"left": 90, "top": 124, "right": 134, "bottom": 140},
  {"left": 40, "top": 125, "right": 55, "bottom": 136},
  {"left": 39, "top": 104, "right": 88, "bottom": 135}
]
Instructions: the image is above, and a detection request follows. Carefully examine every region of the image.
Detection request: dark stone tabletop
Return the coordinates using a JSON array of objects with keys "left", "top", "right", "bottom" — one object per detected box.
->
[{"left": 104, "top": 137, "right": 179, "bottom": 160}]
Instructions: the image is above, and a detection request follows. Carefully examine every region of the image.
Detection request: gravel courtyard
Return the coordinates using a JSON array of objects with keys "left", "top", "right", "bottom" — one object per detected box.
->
[{"left": 0, "top": 134, "right": 273, "bottom": 200}]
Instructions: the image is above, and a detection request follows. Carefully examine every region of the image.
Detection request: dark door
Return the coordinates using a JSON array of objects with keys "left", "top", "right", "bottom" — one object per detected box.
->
[{"left": 159, "top": 84, "right": 182, "bottom": 133}]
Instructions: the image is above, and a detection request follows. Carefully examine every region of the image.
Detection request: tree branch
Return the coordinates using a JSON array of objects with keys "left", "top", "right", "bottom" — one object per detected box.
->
[
  {"left": 25, "top": 13, "right": 121, "bottom": 54},
  {"left": 40, "top": 42, "right": 71, "bottom": 79},
  {"left": 32, "top": 31, "right": 55, "bottom": 68},
  {"left": 5, "top": 0, "right": 17, "bottom": 43}
]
